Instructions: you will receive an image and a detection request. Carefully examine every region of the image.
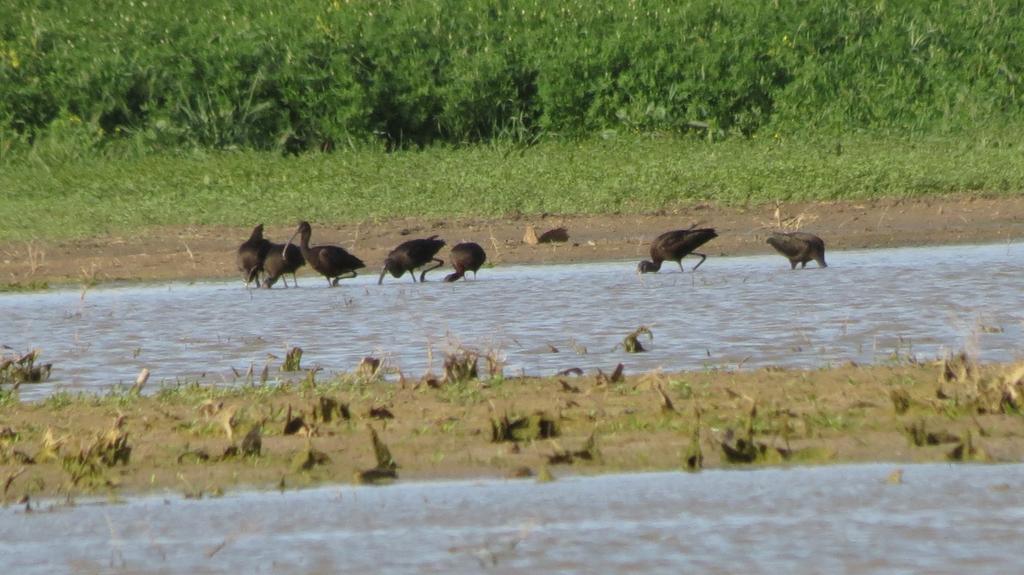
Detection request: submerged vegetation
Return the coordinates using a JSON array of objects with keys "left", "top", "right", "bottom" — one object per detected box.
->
[{"left": 2, "top": 359, "right": 1024, "bottom": 502}]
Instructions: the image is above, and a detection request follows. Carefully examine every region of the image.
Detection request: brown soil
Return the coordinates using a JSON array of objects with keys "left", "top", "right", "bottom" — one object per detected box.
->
[
  {"left": 2, "top": 195, "right": 1023, "bottom": 286},
  {"left": 2, "top": 360, "right": 1022, "bottom": 501}
]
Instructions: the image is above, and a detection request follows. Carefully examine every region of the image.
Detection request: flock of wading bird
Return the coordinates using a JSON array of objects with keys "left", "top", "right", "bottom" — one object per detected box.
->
[{"left": 236, "top": 221, "right": 828, "bottom": 288}]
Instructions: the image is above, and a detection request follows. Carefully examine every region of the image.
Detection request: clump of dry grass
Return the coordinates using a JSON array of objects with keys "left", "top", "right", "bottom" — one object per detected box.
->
[
  {"left": 490, "top": 411, "right": 558, "bottom": 443},
  {"left": 444, "top": 348, "right": 479, "bottom": 383},
  {"left": 281, "top": 347, "right": 303, "bottom": 372},
  {"left": 0, "top": 349, "right": 52, "bottom": 387},
  {"left": 621, "top": 326, "right": 652, "bottom": 353},
  {"left": 355, "top": 425, "right": 398, "bottom": 484},
  {"left": 547, "top": 432, "right": 599, "bottom": 465},
  {"left": 60, "top": 415, "right": 132, "bottom": 490},
  {"left": 684, "top": 406, "right": 703, "bottom": 471}
]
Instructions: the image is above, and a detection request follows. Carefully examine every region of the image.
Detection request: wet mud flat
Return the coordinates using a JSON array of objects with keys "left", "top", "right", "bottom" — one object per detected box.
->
[
  {"left": 4, "top": 194, "right": 1024, "bottom": 286},
  {"left": 2, "top": 359, "right": 1024, "bottom": 503},
  {"left": 2, "top": 463, "right": 1024, "bottom": 574},
  {"left": 2, "top": 242, "right": 1022, "bottom": 400}
]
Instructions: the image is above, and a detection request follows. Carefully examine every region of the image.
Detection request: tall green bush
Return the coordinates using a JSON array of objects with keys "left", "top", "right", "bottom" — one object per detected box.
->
[{"left": 1, "top": 0, "right": 1022, "bottom": 152}]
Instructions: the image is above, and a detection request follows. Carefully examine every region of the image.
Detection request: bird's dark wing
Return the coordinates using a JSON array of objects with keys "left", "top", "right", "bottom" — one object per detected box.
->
[
  {"left": 787, "top": 232, "right": 824, "bottom": 248},
  {"left": 407, "top": 238, "right": 447, "bottom": 261},
  {"left": 319, "top": 246, "right": 365, "bottom": 272},
  {"left": 767, "top": 233, "right": 808, "bottom": 257},
  {"left": 658, "top": 229, "right": 717, "bottom": 256}
]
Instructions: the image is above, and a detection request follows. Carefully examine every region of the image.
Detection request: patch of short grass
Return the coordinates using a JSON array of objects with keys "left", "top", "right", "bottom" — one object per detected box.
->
[{"left": 3, "top": 133, "right": 1024, "bottom": 241}]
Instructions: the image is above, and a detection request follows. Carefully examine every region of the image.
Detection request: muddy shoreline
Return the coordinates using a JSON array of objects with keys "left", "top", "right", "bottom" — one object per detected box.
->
[
  {"left": 3, "top": 195, "right": 1023, "bottom": 286},
  {"left": 1, "top": 361, "right": 1022, "bottom": 501}
]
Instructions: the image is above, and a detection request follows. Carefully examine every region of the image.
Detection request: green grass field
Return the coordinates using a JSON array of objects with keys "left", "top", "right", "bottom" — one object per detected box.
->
[
  {"left": 4, "top": 1, "right": 1024, "bottom": 241},
  {"left": 3, "top": 132, "right": 1024, "bottom": 241}
]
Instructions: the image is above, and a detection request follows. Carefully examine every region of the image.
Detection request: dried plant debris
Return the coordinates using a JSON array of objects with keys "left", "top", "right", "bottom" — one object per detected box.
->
[
  {"left": 368, "top": 405, "right": 395, "bottom": 420},
  {"left": 656, "top": 383, "right": 676, "bottom": 413},
  {"left": 684, "top": 407, "right": 704, "bottom": 472},
  {"left": 177, "top": 448, "right": 212, "bottom": 464},
  {"left": 291, "top": 441, "right": 330, "bottom": 471},
  {"left": 355, "top": 425, "right": 398, "bottom": 484},
  {"left": 596, "top": 363, "right": 624, "bottom": 386},
  {"left": 0, "top": 349, "right": 52, "bottom": 386},
  {"left": 490, "top": 412, "right": 558, "bottom": 443},
  {"left": 444, "top": 348, "right": 479, "bottom": 383},
  {"left": 283, "top": 405, "right": 308, "bottom": 436},
  {"left": 281, "top": 347, "right": 303, "bottom": 372},
  {"left": 547, "top": 433, "right": 599, "bottom": 465},
  {"left": 198, "top": 400, "right": 224, "bottom": 418},
  {"left": 60, "top": 416, "right": 132, "bottom": 489},
  {"left": 940, "top": 352, "right": 976, "bottom": 384},
  {"left": 537, "top": 227, "right": 569, "bottom": 244},
  {"left": 903, "top": 419, "right": 961, "bottom": 447},
  {"left": 240, "top": 425, "right": 262, "bottom": 457},
  {"left": 312, "top": 396, "right": 349, "bottom": 423},
  {"left": 506, "top": 466, "right": 534, "bottom": 479},
  {"left": 622, "top": 327, "right": 653, "bottom": 353},
  {"left": 483, "top": 349, "right": 505, "bottom": 379},
  {"left": 34, "top": 428, "right": 66, "bottom": 463},
  {"left": 557, "top": 367, "right": 584, "bottom": 377},
  {"left": 948, "top": 431, "right": 990, "bottom": 462},
  {"left": 720, "top": 401, "right": 835, "bottom": 465},
  {"left": 130, "top": 368, "right": 150, "bottom": 395},
  {"left": 524, "top": 225, "right": 569, "bottom": 245},
  {"left": 357, "top": 356, "right": 382, "bottom": 379},
  {"left": 889, "top": 388, "right": 912, "bottom": 415},
  {"left": 0, "top": 445, "right": 35, "bottom": 466}
]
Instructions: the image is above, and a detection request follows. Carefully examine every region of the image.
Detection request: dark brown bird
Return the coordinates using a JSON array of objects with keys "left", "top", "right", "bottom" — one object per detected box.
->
[
  {"left": 236, "top": 224, "right": 271, "bottom": 287},
  {"left": 261, "top": 242, "right": 305, "bottom": 288},
  {"left": 286, "top": 221, "right": 365, "bottom": 286},
  {"left": 444, "top": 242, "right": 487, "bottom": 282},
  {"left": 767, "top": 232, "right": 827, "bottom": 269},
  {"left": 378, "top": 235, "right": 446, "bottom": 284},
  {"left": 637, "top": 228, "right": 718, "bottom": 273}
]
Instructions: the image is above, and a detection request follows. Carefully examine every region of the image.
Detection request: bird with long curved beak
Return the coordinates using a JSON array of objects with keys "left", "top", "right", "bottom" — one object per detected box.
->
[
  {"left": 377, "top": 235, "right": 447, "bottom": 284},
  {"left": 285, "top": 221, "right": 365, "bottom": 287}
]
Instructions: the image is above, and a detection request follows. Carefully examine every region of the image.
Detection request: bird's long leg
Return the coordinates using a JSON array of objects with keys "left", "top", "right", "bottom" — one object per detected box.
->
[
  {"left": 332, "top": 272, "right": 356, "bottom": 286},
  {"left": 690, "top": 253, "right": 708, "bottom": 271},
  {"left": 419, "top": 258, "right": 445, "bottom": 282}
]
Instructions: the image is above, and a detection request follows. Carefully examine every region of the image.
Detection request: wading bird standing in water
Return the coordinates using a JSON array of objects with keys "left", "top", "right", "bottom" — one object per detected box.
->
[
  {"left": 378, "top": 235, "right": 447, "bottom": 284},
  {"left": 261, "top": 241, "right": 305, "bottom": 288},
  {"left": 237, "top": 224, "right": 271, "bottom": 287},
  {"left": 444, "top": 242, "right": 487, "bottom": 282},
  {"left": 637, "top": 228, "right": 718, "bottom": 273},
  {"left": 766, "top": 232, "right": 827, "bottom": 269},
  {"left": 285, "top": 221, "right": 365, "bottom": 286}
]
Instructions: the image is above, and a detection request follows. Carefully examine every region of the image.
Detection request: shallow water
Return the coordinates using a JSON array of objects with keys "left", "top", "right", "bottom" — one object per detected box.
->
[
  {"left": 2, "top": 242, "right": 1022, "bottom": 399},
  {"left": 1, "top": 463, "right": 1023, "bottom": 574}
]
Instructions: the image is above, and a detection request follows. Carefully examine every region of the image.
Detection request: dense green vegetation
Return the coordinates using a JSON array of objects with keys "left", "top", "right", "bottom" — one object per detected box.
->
[
  {"left": 2, "top": 1, "right": 1023, "bottom": 240},
  {"left": 2, "top": 0, "right": 1023, "bottom": 154},
  {"left": 3, "top": 133, "right": 1024, "bottom": 240}
]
